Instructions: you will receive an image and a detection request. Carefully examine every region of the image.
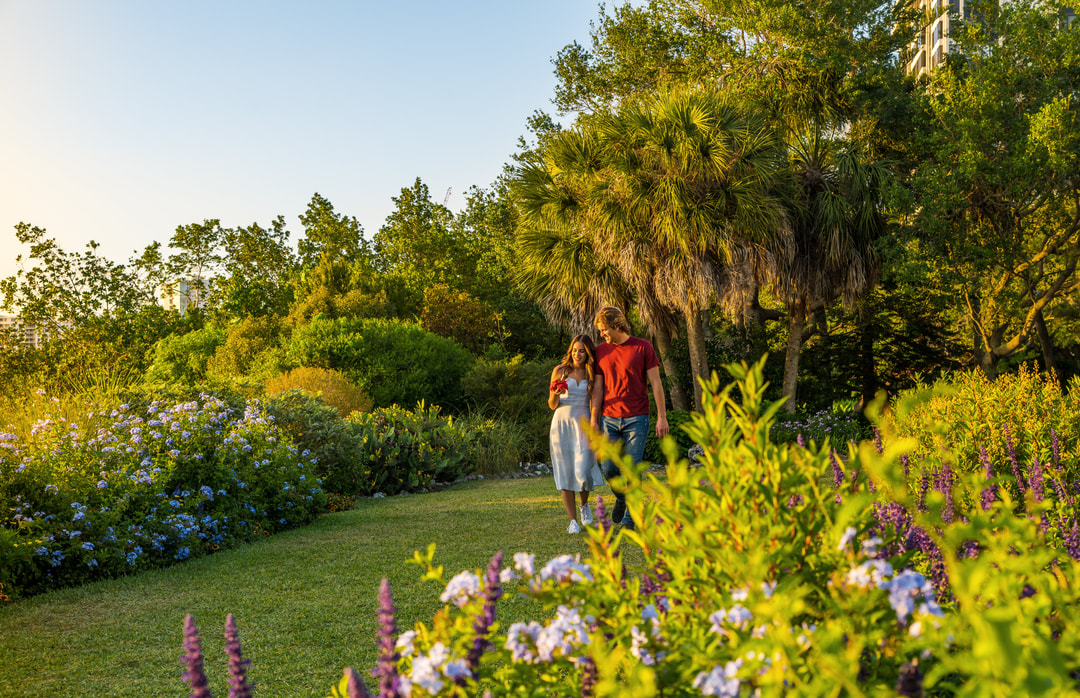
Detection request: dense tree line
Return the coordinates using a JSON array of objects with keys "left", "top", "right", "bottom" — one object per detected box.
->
[{"left": 3, "top": 0, "right": 1078, "bottom": 414}]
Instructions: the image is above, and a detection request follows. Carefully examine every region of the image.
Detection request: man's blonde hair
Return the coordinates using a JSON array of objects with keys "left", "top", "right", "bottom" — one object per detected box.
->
[{"left": 594, "top": 306, "right": 630, "bottom": 333}]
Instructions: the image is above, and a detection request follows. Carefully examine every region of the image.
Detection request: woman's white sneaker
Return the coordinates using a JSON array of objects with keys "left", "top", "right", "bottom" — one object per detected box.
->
[
  {"left": 580, "top": 504, "right": 593, "bottom": 525},
  {"left": 567, "top": 520, "right": 582, "bottom": 534}
]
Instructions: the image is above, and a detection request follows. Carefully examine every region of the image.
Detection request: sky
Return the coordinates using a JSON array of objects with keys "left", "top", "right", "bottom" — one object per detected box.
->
[{"left": 0, "top": 1, "right": 605, "bottom": 287}]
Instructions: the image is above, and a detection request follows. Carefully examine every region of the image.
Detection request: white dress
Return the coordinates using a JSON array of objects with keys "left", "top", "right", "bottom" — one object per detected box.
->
[{"left": 549, "top": 377, "right": 604, "bottom": 491}]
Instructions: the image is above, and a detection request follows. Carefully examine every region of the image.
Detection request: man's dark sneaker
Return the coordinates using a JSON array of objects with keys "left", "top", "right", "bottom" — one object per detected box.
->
[
  {"left": 611, "top": 500, "right": 626, "bottom": 526},
  {"left": 620, "top": 518, "right": 635, "bottom": 532}
]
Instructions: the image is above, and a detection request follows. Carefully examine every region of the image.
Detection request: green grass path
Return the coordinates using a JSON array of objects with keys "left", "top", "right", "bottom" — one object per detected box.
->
[{"left": 0, "top": 477, "right": 639, "bottom": 697}]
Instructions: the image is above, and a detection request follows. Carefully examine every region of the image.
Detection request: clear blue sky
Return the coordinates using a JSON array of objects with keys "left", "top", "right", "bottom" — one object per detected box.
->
[{"left": 0, "top": 1, "right": 605, "bottom": 284}]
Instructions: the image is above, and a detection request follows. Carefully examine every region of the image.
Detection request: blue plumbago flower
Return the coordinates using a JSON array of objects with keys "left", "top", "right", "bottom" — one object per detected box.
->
[{"left": 81, "top": 542, "right": 94, "bottom": 551}]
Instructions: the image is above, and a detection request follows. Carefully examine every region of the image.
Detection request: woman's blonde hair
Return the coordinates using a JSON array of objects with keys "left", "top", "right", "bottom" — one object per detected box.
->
[
  {"left": 559, "top": 334, "right": 597, "bottom": 389},
  {"left": 593, "top": 306, "right": 630, "bottom": 333}
]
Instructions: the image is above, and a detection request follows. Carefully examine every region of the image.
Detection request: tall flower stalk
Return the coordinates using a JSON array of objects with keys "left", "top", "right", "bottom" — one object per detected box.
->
[
  {"left": 182, "top": 614, "right": 213, "bottom": 698},
  {"left": 466, "top": 551, "right": 504, "bottom": 678},
  {"left": 224, "top": 614, "right": 253, "bottom": 698},
  {"left": 375, "top": 579, "right": 401, "bottom": 698}
]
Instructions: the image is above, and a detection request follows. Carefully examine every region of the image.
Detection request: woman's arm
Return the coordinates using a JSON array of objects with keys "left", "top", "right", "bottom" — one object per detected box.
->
[
  {"left": 590, "top": 374, "right": 605, "bottom": 429},
  {"left": 548, "top": 366, "right": 565, "bottom": 411}
]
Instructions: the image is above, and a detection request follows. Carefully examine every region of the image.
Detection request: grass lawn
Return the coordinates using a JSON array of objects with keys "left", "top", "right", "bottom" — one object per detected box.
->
[{"left": 0, "top": 476, "right": 643, "bottom": 697}]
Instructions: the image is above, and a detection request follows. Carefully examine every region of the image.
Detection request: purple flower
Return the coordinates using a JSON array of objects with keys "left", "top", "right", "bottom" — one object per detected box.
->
[
  {"left": 1060, "top": 516, "right": 1080, "bottom": 560},
  {"left": 933, "top": 463, "right": 955, "bottom": 523},
  {"left": 345, "top": 667, "right": 371, "bottom": 698},
  {"left": 1029, "top": 456, "right": 1044, "bottom": 504},
  {"left": 581, "top": 655, "right": 597, "bottom": 697},
  {"left": 796, "top": 434, "right": 805, "bottom": 448},
  {"left": 873, "top": 428, "right": 883, "bottom": 455},
  {"left": 1050, "top": 427, "right": 1060, "bottom": 468},
  {"left": 466, "top": 551, "right": 504, "bottom": 678},
  {"left": 375, "top": 579, "right": 401, "bottom": 697},
  {"left": 224, "top": 614, "right": 252, "bottom": 698},
  {"left": 181, "top": 615, "right": 212, "bottom": 698},
  {"left": 1006, "top": 425, "right": 1027, "bottom": 495},
  {"left": 979, "top": 445, "right": 997, "bottom": 511},
  {"left": 594, "top": 496, "right": 612, "bottom": 535},
  {"left": 831, "top": 451, "right": 844, "bottom": 488}
]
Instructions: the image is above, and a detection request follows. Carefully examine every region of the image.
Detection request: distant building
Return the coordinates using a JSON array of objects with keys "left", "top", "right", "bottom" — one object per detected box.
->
[
  {"left": 158, "top": 278, "right": 210, "bottom": 317},
  {"left": 903, "top": 0, "right": 1075, "bottom": 77},
  {"left": 0, "top": 314, "right": 46, "bottom": 348}
]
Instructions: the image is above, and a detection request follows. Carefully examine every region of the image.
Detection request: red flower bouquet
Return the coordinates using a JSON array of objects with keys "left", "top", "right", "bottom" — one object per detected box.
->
[{"left": 550, "top": 379, "right": 569, "bottom": 393}]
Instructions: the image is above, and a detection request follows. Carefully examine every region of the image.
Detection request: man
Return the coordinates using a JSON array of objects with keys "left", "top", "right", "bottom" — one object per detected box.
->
[{"left": 590, "top": 306, "right": 669, "bottom": 530}]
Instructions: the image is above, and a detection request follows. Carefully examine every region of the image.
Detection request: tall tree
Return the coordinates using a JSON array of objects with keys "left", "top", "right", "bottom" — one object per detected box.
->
[
  {"left": 296, "top": 193, "right": 370, "bottom": 269},
  {"left": 216, "top": 216, "right": 297, "bottom": 319},
  {"left": 515, "top": 88, "right": 784, "bottom": 410},
  {"left": 166, "top": 219, "right": 225, "bottom": 314},
  {"left": 899, "top": 0, "right": 1080, "bottom": 379}
]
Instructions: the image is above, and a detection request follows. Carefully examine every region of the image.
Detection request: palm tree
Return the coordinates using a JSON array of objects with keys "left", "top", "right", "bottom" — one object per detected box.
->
[
  {"left": 515, "top": 88, "right": 785, "bottom": 410},
  {"left": 768, "top": 123, "right": 890, "bottom": 412}
]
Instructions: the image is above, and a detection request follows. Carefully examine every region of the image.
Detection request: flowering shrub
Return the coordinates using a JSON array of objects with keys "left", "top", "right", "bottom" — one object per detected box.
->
[
  {"left": 770, "top": 399, "right": 869, "bottom": 446},
  {"left": 314, "top": 358, "right": 1079, "bottom": 696},
  {"left": 0, "top": 394, "right": 325, "bottom": 598}
]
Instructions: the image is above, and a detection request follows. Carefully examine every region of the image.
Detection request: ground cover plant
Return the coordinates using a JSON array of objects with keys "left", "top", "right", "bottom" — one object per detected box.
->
[
  {"left": 0, "top": 392, "right": 325, "bottom": 597},
  {"left": 0, "top": 476, "right": 631, "bottom": 697},
  {"left": 289, "top": 359, "right": 1079, "bottom": 696}
]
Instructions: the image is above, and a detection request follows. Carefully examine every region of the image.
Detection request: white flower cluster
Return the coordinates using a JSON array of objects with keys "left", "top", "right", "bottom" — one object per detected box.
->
[
  {"left": 399, "top": 642, "right": 469, "bottom": 696},
  {"left": 439, "top": 570, "right": 481, "bottom": 608},
  {"left": 505, "top": 604, "right": 592, "bottom": 664}
]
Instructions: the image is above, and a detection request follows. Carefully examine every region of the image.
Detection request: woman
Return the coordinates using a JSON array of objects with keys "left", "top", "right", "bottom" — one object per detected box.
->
[{"left": 548, "top": 334, "right": 604, "bottom": 534}]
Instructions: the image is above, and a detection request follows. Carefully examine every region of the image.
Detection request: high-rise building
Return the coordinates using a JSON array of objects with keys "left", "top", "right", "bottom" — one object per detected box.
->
[
  {"left": 904, "top": 1, "right": 1075, "bottom": 76},
  {"left": 0, "top": 314, "right": 46, "bottom": 348}
]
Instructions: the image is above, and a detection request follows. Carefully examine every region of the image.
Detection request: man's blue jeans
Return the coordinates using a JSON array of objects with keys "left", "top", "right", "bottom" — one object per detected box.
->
[{"left": 601, "top": 414, "right": 649, "bottom": 527}]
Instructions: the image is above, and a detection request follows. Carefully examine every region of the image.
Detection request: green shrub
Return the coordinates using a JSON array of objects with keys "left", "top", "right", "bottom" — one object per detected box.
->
[
  {"left": 284, "top": 317, "right": 473, "bottom": 411},
  {"left": 770, "top": 400, "right": 871, "bottom": 447},
  {"left": 144, "top": 327, "right": 226, "bottom": 385},
  {"left": 206, "top": 316, "right": 285, "bottom": 381},
  {"left": 462, "top": 354, "right": 553, "bottom": 458},
  {"left": 262, "top": 389, "right": 368, "bottom": 496},
  {"left": 342, "top": 403, "right": 472, "bottom": 496},
  {"left": 265, "top": 367, "right": 373, "bottom": 417},
  {"left": 298, "top": 357, "right": 1080, "bottom": 696},
  {"left": 458, "top": 413, "right": 543, "bottom": 476}
]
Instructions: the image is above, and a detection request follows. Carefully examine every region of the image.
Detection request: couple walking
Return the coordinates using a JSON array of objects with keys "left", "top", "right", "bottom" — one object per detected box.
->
[{"left": 548, "top": 306, "right": 669, "bottom": 534}]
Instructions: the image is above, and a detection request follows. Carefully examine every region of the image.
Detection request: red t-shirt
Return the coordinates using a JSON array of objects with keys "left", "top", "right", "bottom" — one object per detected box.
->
[{"left": 595, "top": 336, "right": 660, "bottom": 418}]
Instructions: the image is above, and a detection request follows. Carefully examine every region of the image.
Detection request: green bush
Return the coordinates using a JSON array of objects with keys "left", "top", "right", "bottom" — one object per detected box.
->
[
  {"left": 206, "top": 316, "right": 285, "bottom": 381},
  {"left": 342, "top": 403, "right": 472, "bottom": 496},
  {"left": 458, "top": 413, "right": 543, "bottom": 476},
  {"left": 300, "top": 357, "right": 1080, "bottom": 696},
  {"left": 461, "top": 354, "right": 552, "bottom": 455},
  {"left": 770, "top": 400, "right": 871, "bottom": 447},
  {"left": 262, "top": 389, "right": 368, "bottom": 496},
  {"left": 144, "top": 327, "right": 226, "bottom": 385},
  {"left": 284, "top": 317, "right": 473, "bottom": 411},
  {"left": 265, "top": 367, "right": 373, "bottom": 417}
]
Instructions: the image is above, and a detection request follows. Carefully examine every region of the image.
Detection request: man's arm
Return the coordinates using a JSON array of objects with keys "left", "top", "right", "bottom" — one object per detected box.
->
[
  {"left": 646, "top": 365, "right": 669, "bottom": 438},
  {"left": 590, "top": 374, "right": 605, "bottom": 430}
]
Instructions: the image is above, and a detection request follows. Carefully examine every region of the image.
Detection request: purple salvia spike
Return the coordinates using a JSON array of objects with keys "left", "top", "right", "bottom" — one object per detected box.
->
[
  {"left": 796, "top": 434, "right": 805, "bottom": 448},
  {"left": 873, "top": 428, "right": 883, "bottom": 455},
  {"left": 1061, "top": 517, "right": 1080, "bottom": 560},
  {"left": 466, "top": 551, "right": 504, "bottom": 678},
  {"left": 581, "top": 655, "right": 598, "bottom": 697},
  {"left": 918, "top": 472, "right": 930, "bottom": 512},
  {"left": 345, "top": 667, "right": 372, "bottom": 698},
  {"left": 182, "top": 614, "right": 213, "bottom": 698},
  {"left": 1030, "top": 456, "right": 1044, "bottom": 503},
  {"left": 831, "top": 451, "right": 844, "bottom": 487},
  {"left": 900, "top": 454, "right": 910, "bottom": 478},
  {"left": 224, "top": 614, "right": 253, "bottom": 698},
  {"left": 939, "top": 463, "right": 955, "bottom": 523},
  {"left": 980, "top": 445, "right": 997, "bottom": 511},
  {"left": 594, "top": 496, "right": 612, "bottom": 535},
  {"left": 375, "top": 579, "right": 401, "bottom": 698}
]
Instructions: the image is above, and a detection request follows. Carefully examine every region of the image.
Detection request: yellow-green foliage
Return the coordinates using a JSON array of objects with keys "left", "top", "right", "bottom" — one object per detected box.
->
[
  {"left": 879, "top": 364, "right": 1079, "bottom": 481},
  {"left": 265, "top": 367, "right": 373, "bottom": 417}
]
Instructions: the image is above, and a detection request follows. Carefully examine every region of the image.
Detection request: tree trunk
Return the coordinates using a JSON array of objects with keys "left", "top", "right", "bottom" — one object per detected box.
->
[
  {"left": 782, "top": 295, "right": 807, "bottom": 413},
  {"left": 1033, "top": 308, "right": 1063, "bottom": 388},
  {"left": 686, "top": 308, "right": 711, "bottom": 412},
  {"left": 652, "top": 323, "right": 690, "bottom": 411}
]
